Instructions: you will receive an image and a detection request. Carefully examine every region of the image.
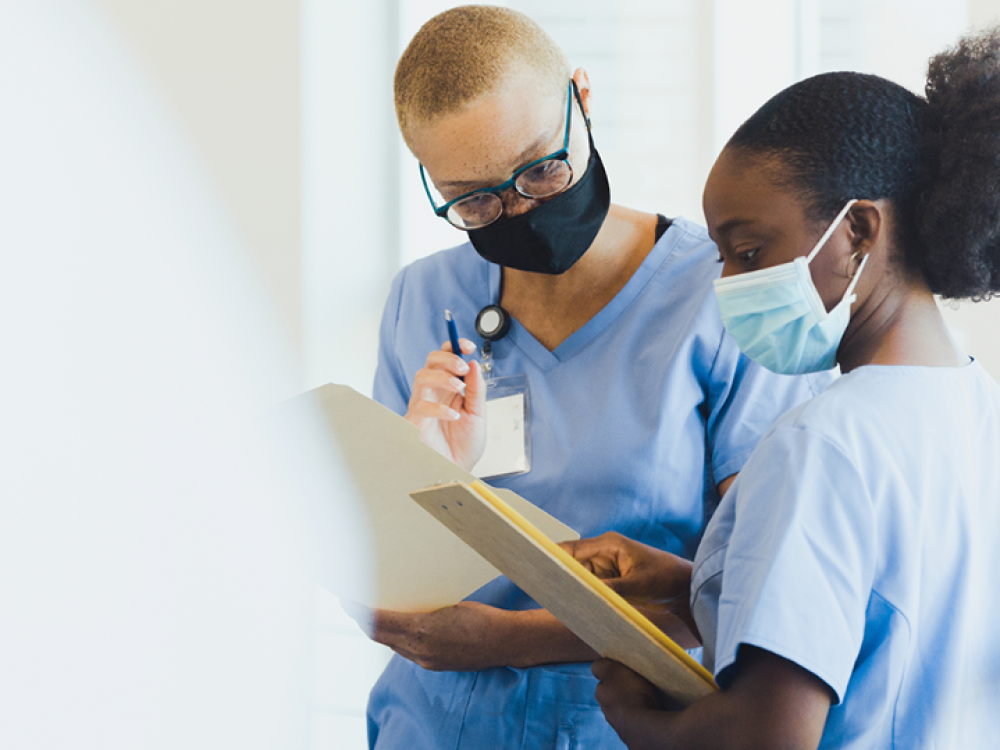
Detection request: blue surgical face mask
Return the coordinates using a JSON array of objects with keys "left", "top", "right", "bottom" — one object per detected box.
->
[{"left": 712, "top": 200, "right": 867, "bottom": 375}]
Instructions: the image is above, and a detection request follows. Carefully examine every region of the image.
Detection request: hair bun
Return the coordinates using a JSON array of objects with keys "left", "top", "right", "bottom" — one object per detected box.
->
[{"left": 919, "top": 28, "right": 1000, "bottom": 299}]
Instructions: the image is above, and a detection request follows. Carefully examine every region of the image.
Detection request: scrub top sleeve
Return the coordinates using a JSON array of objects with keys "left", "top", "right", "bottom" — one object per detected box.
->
[
  {"left": 372, "top": 267, "right": 410, "bottom": 416},
  {"left": 712, "top": 427, "right": 876, "bottom": 703},
  {"left": 704, "top": 332, "right": 825, "bottom": 484}
]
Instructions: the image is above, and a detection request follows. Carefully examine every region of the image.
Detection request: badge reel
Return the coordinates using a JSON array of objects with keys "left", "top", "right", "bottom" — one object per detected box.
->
[{"left": 470, "top": 304, "right": 532, "bottom": 481}]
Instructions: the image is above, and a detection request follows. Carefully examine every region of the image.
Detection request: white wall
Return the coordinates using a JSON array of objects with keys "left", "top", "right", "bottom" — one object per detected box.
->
[{"left": 96, "top": 0, "right": 303, "bottom": 370}]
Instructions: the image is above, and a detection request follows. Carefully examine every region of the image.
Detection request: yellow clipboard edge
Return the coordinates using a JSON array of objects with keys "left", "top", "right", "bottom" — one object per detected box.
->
[{"left": 470, "top": 481, "right": 718, "bottom": 689}]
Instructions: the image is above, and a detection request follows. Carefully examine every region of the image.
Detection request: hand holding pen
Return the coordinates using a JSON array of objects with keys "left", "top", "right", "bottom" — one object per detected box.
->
[{"left": 401, "top": 310, "right": 487, "bottom": 471}]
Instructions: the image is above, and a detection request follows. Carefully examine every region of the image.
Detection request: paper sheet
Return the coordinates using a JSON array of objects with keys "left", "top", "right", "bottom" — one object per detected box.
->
[{"left": 276, "top": 384, "right": 578, "bottom": 611}]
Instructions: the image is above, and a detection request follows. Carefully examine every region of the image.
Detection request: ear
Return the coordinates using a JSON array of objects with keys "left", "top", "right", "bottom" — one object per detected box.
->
[
  {"left": 572, "top": 68, "right": 592, "bottom": 118},
  {"left": 845, "top": 200, "right": 885, "bottom": 259}
]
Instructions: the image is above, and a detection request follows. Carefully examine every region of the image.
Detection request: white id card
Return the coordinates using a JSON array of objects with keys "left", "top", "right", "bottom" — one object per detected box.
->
[{"left": 471, "top": 374, "right": 531, "bottom": 480}]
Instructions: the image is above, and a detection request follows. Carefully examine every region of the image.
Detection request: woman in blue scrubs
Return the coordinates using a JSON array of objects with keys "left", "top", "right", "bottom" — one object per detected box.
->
[
  {"left": 357, "top": 6, "right": 826, "bottom": 750},
  {"left": 569, "top": 29, "right": 1000, "bottom": 749}
]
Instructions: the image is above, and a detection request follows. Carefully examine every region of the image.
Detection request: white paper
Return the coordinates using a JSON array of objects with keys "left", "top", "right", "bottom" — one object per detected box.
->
[{"left": 274, "top": 384, "right": 577, "bottom": 611}]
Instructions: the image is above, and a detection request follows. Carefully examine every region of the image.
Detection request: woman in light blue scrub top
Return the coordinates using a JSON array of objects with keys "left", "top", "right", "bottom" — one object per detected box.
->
[
  {"left": 569, "top": 29, "right": 1000, "bottom": 749},
  {"left": 357, "top": 7, "right": 829, "bottom": 750}
]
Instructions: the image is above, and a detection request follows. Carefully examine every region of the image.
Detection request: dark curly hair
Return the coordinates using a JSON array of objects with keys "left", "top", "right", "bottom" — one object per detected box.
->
[{"left": 725, "top": 29, "right": 1000, "bottom": 301}]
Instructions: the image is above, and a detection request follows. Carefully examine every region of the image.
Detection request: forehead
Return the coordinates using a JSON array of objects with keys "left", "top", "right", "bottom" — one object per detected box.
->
[
  {"left": 408, "top": 71, "right": 565, "bottom": 185},
  {"left": 703, "top": 149, "right": 796, "bottom": 235}
]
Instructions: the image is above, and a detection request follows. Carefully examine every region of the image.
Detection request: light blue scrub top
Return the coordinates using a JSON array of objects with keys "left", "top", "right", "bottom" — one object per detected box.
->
[
  {"left": 692, "top": 361, "right": 1000, "bottom": 749},
  {"left": 368, "top": 218, "right": 829, "bottom": 750}
]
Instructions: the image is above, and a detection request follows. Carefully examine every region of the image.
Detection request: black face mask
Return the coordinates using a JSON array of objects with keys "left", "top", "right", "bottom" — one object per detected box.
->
[{"left": 467, "top": 145, "right": 611, "bottom": 275}]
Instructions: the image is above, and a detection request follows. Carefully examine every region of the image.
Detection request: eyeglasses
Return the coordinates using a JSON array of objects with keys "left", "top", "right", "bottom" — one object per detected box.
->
[{"left": 420, "top": 80, "right": 586, "bottom": 230}]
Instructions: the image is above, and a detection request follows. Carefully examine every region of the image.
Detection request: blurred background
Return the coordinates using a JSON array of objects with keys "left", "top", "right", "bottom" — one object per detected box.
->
[{"left": 5, "top": 1, "right": 1000, "bottom": 748}]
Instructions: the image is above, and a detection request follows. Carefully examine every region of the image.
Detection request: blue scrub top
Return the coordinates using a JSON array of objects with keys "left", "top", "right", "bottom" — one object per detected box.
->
[
  {"left": 692, "top": 361, "right": 1000, "bottom": 748},
  {"left": 368, "top": 218, "right": 829, "bottom": 750}
]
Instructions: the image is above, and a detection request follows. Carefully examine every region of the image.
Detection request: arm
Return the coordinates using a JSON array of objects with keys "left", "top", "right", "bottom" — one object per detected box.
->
[
  {"left": 592, "top": 646, "right": 833, "bottom": 750},
  {"left": 342, "top": 602, "right": 597, "bottom": 671}
]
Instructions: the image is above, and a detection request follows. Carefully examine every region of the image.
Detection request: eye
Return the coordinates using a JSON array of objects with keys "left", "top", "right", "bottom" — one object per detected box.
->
[
  {"left": 716, "top": 254, "right": 724, "bottom": 264},
  {"left": 737, "top": 248, "right": 760, "bottom": 265}
]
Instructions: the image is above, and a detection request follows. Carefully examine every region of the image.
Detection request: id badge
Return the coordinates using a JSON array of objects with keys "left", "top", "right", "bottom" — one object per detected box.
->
[{"left": 471, "top": 374, "right": 531, "bottom": 480}]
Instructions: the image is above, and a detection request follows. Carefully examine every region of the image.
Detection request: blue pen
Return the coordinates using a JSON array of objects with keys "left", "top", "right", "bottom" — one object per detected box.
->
[{"left": 445, "top": 309, "right": 465, "bottom": 381}]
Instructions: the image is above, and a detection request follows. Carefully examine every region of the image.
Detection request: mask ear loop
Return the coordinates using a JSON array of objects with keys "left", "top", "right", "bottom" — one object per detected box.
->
[
  {"left": 806, "top": 199, "right": 858, "bottom": 263},
  {"left": 843, "top": 252, "right": 869, "bottom": 298},
  {"left": 847, "top": 250, "right": 864, "bottom": 278}
]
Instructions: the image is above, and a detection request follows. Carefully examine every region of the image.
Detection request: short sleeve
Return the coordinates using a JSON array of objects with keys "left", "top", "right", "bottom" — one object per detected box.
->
[
  {"left": 372, "top": 268, "right": 410, "bottom": 415},
  {"left": 712, "top": 426, "right": 876, "bottom": 702},
  {"left": 705, "top": 332, "right": 831, "bottom": 484}
]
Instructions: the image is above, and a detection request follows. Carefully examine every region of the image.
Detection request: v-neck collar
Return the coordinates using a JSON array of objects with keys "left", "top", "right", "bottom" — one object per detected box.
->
[{"left": 483, "top": 229, "right": 678, "bottom": 372}]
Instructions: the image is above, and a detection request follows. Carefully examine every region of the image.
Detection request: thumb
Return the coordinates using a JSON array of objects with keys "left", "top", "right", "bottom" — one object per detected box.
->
[
  {"left": 463, "top": 357, "right": 486, "bottom": 417},
  {"left": 596, "top": 572, "right": 653, "bottom": 600}
]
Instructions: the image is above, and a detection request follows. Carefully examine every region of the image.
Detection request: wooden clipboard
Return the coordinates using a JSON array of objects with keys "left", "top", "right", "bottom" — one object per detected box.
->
[{"left": 410, "top": 480, "right": 718, "bottom": 705}]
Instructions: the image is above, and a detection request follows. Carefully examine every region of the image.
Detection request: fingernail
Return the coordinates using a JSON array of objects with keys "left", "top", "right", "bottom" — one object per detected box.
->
[
  {"left": 457, "top": 362, "right": 470, "bottom": 374},
  {"left": 448, "top": 408, "right": 460, "bottom": 420},
  {"left": 454, "top": 380, "right": 467, "bottom": 395}
]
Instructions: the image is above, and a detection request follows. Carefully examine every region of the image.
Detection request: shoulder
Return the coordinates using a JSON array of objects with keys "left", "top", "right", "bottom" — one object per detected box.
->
[
  {"left": 657, "top": 216, "right": 717, "bottom": 266},
  {"left": 393, "top": 241, "right": 486, "bottom": 290},
  {"left": 665, "top": 215, "right": 713, "bottom": 244},
  {"left": 640, "top": 216, "right": 724, "bottom": 313}
]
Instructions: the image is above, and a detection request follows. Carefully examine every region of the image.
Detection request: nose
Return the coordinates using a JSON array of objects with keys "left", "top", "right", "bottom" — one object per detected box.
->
[{"left": 499, "top": 187, "right": 542, "bottom": 220}]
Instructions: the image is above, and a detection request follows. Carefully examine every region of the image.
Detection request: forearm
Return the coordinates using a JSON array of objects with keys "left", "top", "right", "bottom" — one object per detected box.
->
[
  {"left": 501, "top": 608, "right": 598, "bottom": 668},
  {"left": 596, "top": 648, "right": 830, "bottom": 750},
  {"left": 500, "top": 608, "right": 699, "bottom": 668}
]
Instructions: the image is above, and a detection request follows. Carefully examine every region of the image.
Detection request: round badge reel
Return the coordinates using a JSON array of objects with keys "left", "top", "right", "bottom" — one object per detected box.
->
[
  {"left": 476, "top": 304, "right": 510, "bottom": 342},
  {"left": 475, "top": 304, "right": 510, "bottom": 381}
]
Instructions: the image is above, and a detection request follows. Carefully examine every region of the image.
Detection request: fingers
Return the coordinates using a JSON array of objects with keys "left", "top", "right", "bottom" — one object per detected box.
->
[
  {"left": 407, "top": 341, "right": 484, "bottom": 423},
  {"left": 592, "top": 657, "right": 617, "bottom": 680},
  {"left": 407, "top": 367, "right": 468, "bottom": 422},
  {"left": 563, "top": 532, "right": 628, "bottom": 561},
  {"left": 426, "top": 349, "right": 472, "bottom": 379},
  {"left": 560, "top": 532, "right": 630, "bottom": 579},
  {"left": 592, "top": 659, "right": 661, "bottom": 712},
  {"left": 442, "top": 337, "right": 478, "bottom": 356}
]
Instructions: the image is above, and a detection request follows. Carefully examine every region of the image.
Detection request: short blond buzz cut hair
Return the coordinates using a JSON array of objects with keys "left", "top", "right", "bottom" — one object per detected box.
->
[{"left": 394, "top": 5, "right": 571, "bottom": 145}]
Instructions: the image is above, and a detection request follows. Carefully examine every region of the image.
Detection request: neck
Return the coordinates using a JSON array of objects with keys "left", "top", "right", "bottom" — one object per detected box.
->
[
  {"left": 500, "top": 204, "right": 658, "bottom": 350},
  {"left": 837, "top": 276, "right": 966, "bottom": 373}
]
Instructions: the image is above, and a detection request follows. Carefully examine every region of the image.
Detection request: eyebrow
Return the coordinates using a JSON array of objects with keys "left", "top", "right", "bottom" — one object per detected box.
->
[
  {"left": 438, "top": 129, "right": 558, "bottom": 191},
  {"left": 712, "top": 217, "right": 756, "bottom": 239}
]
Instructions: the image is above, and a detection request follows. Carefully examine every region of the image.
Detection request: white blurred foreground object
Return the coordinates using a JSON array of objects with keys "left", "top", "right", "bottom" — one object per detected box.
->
[
  {"left": 275, "top": 385, "right": 578, "bottom": 611},
  {"left": 0, "top": 1, "right": 371, "bottom": 748}
]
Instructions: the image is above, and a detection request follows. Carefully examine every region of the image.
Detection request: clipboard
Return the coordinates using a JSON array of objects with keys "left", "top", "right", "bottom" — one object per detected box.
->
[{"left": 411, "top": 480, "right": 718, "bottom": 705}]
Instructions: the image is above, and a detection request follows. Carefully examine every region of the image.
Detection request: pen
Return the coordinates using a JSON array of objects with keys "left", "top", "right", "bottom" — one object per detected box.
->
[{"left": 445, "top": 309, "right": 465, "bottom": 381}]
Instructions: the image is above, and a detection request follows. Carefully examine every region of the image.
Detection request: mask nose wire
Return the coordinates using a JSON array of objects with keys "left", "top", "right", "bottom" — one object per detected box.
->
[{"left": 806, "top": 199, "right": 858, "bottom": 263}]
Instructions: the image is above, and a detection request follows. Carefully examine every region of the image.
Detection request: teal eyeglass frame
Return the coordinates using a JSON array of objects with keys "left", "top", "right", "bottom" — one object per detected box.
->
[{"left": 419, "top": 80, "right": 584, "bottom": 222}]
